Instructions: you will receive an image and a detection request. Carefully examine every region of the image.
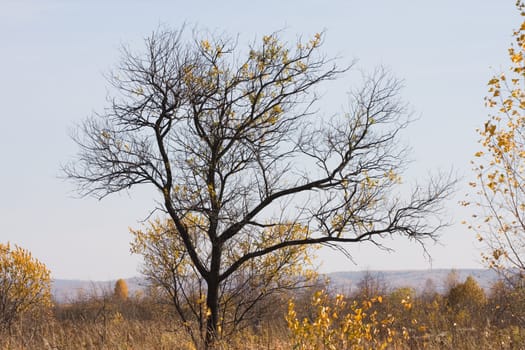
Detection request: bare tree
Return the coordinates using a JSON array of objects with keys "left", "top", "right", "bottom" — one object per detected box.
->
[
  {"left": 64, "top": 27, "right": 454, "bottom": 348},
  {"left": 354, "top": 270, "right": 388, "bottom": 300}
]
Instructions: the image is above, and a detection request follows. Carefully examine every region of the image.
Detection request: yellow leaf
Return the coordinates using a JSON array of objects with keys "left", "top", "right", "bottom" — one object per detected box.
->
[
  {"left": 201, "top": 40, "right": 211, "bottom": 51},
  {"left": 511, "top": 52, "right": 523, "bottom": 63}
]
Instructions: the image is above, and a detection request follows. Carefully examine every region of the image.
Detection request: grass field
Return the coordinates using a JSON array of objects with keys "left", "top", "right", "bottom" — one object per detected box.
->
[{"left": 2, "top": 274, "right": 525, "bottom": 350}]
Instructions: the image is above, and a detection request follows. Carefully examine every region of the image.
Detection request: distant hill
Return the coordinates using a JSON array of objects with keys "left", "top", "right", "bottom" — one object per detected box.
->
[
  {"left": 51, "top": 269, "right": 500, "bottom": 302},
  {"left": 326, "top": 268, "right": 500, "bottom": 294}
]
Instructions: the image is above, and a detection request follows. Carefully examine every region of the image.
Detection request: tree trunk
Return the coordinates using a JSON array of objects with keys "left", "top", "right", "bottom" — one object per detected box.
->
[
  {"left": 204, "top": 278, "right": 220, "bottom": 349},
  {"left": 204, "top": 244, "right": 221, "bottom": 349}
]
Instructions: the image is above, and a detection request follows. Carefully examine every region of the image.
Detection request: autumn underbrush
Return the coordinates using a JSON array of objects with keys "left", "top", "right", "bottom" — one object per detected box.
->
[{"left": 2, "top": 274, "right": 525, "bottom": 350}]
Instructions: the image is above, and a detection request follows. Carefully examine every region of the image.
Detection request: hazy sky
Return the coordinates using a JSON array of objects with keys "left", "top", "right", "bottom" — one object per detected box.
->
[{"left": 0, "top": 1, "right": 519, "bottom": 280}]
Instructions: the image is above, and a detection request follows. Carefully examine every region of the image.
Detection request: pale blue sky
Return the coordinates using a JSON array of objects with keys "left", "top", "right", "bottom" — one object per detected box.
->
[{"left": 0, "top": 1, "right": 518, "bottom": 280}]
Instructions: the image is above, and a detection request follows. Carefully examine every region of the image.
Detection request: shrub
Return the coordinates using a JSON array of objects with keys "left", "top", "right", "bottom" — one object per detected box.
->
[
  {"left": 0, "top": 242, "right": 52, "bottom": 330},
  {"left": 286, "top": 290, "right": 407, "bottom": 350},
  {"left": 114, "top": 278, "right": 129, "bottom": 301}
]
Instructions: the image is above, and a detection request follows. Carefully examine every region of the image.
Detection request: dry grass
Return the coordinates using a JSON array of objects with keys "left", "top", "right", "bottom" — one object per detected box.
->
[
  {"left": 2, "top": 317, "right": 525, "bottom": 350},
  {"left": 0, "top": 317, "right": 293, "bottom": 350}
]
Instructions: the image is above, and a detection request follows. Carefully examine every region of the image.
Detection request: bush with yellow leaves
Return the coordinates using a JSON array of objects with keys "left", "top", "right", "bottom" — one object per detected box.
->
[
  {"left": 0, "top": 242, "right": 52, "bottom": 330},
  {"left": 286, "top": 290, "right": 408, "bottom": 350}
]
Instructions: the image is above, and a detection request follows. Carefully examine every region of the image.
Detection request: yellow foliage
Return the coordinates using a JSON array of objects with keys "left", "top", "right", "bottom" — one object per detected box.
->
[
  {"left": 0, "top": 242, "right": 52, "bottom": 328},
  {"left": 469, "top": 2, "right": 525, "bottom": 276},
  {"left": 114, "top": 278, "right": 129, "bottom": 301},
  {"left": 286, "top": 290, "right": 406, "bottom": 350},
  {"left": 201, "top": 40, "right": 211, "bottom": 51}
]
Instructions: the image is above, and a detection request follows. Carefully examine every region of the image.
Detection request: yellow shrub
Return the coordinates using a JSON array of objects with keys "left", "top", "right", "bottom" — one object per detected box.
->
[
  {"left": 0, "top": 242, "right": 52, "bottom": 329},
  {"left": 286, "top": 290, "right": 408, "bottom": 350}
]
